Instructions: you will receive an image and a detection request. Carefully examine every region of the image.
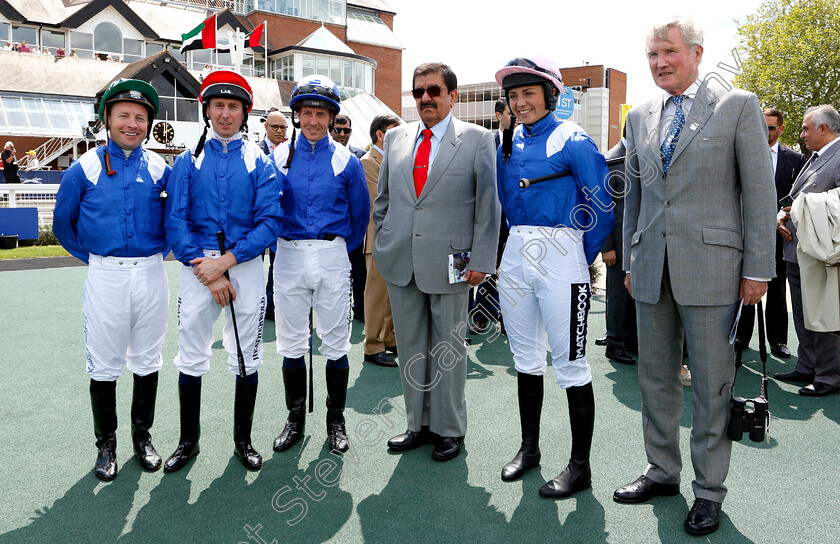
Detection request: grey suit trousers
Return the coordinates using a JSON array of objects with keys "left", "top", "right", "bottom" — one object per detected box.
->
[
  {"left": 387, "top": 278, "right": 469, "bottom": 437},
  {"left": 636, "top": 263, "right": 737, "bottom": 503},
  {"left": 787, "top": 262, "right": 840, "bottom": 387}
]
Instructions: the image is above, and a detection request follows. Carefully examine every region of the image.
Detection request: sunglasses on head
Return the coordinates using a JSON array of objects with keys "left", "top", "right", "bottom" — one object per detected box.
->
[
  {"left": 412, "top": 85, "right": 447, "bottom": 99},
  {"left": 333, "top": 127, "right": 351, "bottom": 134}
]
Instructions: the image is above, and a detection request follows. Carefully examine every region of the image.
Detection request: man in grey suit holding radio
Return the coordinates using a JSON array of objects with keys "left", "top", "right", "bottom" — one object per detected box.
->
[
  {"left": 373, "top": 62, "right": 500, "bottom": 462},
  {"left": 614, "top": 17, "right": 777, "bottom": 535}
]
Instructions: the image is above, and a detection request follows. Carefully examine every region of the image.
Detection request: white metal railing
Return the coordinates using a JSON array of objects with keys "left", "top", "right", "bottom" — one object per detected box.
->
[
  {"left": 0, "top": 184, "right": 59, "bottom": 228},
  {"left": 18, "top": 137, "right": 84, "bottom": 171}
]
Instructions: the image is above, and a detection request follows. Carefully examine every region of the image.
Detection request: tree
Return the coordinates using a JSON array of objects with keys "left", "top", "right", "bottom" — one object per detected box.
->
[{"left": 734, "top": 0, "right": 840, "bottom": 148}]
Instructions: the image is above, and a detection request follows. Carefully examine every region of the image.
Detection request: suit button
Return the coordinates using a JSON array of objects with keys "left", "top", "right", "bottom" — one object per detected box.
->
[
  {"left": 664, "top": 201, "right": 670, "bottom": 207},
  {"left": 415, "top": 234, "right": 421, "bottom": 237},
  {"left": 662, "top": 231, "right": 666, "bottom": 237}
]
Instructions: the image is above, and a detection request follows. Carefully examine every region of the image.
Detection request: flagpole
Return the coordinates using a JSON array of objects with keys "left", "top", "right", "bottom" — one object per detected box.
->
[{"left": 264, "top": 21, "right": 268, "bottom": 79}]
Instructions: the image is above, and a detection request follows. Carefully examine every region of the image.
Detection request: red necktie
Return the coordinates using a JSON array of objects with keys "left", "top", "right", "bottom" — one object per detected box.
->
[{"left": 414, "top": 129, "right": 432, "bottom": 197}]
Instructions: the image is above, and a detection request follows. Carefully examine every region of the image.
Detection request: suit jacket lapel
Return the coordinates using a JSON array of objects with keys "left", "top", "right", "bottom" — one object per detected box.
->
[
  {"left": 398, "top": 123, "right": 420, "bottom": 202},
  {"left": 644, "top": 100, "right": 664, "bottom": 176},
  {"left": 791, "top": 142, "right": 840, "bottom": 196},
  {"left": 418, "top": 119, "right": 460, "bottom": 203},
  {"left": 670, "top": 80, "right": 716, "bottom": 167}
]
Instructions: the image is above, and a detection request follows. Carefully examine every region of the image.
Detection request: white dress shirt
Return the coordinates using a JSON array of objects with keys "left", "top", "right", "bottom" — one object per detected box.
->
[{"left": 413, "top": 113, "right": 453, "bottom": 170}]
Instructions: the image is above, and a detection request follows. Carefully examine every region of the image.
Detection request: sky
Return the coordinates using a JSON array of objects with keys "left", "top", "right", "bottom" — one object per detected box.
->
[{"left": 384, "top": 0, "right": 768, "bottom": 107}]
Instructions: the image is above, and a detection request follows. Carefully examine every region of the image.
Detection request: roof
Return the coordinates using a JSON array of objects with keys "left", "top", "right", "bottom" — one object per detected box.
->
[
  {"left": 2, "top": 0, "right": 86, "bottom": 25},
  {"left": 296, "top": 25, "right": 356, "bottom": 55},
  {"left": 0, "top": 50, "right": 124, "bottom": 97},
  {"left": 127, "top": 1, "right": 209, "bottom": 43},
  {"left": 347, "top": 0, "right": 395, "bottom": 14}
]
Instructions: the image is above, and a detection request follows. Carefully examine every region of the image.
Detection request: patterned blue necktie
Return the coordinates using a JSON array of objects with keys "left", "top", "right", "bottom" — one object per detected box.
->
[{"left": 660, "top": 94, "right": 688, "bottom": 173}]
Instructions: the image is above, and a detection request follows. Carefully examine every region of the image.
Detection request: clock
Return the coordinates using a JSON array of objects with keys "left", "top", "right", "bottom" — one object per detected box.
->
[{"left": 153, "top": 121, "right": 174, "bottom": 144}]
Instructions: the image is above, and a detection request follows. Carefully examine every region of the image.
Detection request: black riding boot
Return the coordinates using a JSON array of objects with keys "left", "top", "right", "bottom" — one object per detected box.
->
[
  {"left": 131, "top": 372, "right": 162, "bottom": 472},
  {"left": 90, "top": 379, "right": 118, "bottom": 481},
  {"left": 325, "top": 366, "right": 350, "bottom": 454},
  {"left": 234, "top": 378, "right": 262, "bottom": 470},
  {"left": 539, "top": 382, "right": 595, "bottom": 498},
  {"left": 273, "top": 366, "right": 307, "bottom": 452},
  {"left": 163, "top": 381, "right": 201, "bottom": 473},
  {"left": 501, "top": 372, "right": 543, "bottom": 481}
]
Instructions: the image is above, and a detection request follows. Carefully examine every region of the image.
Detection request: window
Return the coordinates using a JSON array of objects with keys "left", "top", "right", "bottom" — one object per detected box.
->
[
  {"left": 2, "top": 97, "right": 26, "bottom": 131},
  {"left": 44, "top": 102, "right": 72, "bottom": 133},
  {"left": 190, "top": 48, "right": 211, "bottom": 71},
  {"left": 23, "top": 99, "right": 49, "bottom": 132},
  {"left": 146, "top": 43, "right": 164, "bottom": 57},
  {"left": 301, "top": 54, "right": 315, "bottom": 77},
  {"left": 124, "top": 38, "right": 143, "bottom": 64},
  {"left": 12, "top": 26, "right": 37, "bottom": 47},
  {"left": 153, "top": 73, "right": 199, "bottom": 123},
  {"left": 41, "top": 30, "right": 65, "bottom": 50},
  {"left": 354, "top": 61, "right": 364, "bottom": 90},
  {"left": 70, "top": 31, "right": 94, "bottom": 58},
  {"left": 329, "top": 57, "right": 341, "bottom": 84},
  {"left": 316, "top": 55, "right": 328, "bottom": 75},
  {"left": 94, "top": 22, "right": 122, "bottom": 58},
  {"left": 0, "top": 22, "right": 11, "bottom": 44}
]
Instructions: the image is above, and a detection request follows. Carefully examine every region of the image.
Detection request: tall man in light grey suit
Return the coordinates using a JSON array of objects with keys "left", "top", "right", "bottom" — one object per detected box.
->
[
  {"left": 614, "top": 18, "right": 777, "bottom": 536},
  {"left": 775, "top": 104, "right": 840, "bottom": 397},
  {"left": 372, "top": 62, "right": 500, "bottom": 462}
]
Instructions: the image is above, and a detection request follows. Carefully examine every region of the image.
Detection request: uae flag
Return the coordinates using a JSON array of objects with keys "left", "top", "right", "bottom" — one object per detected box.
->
[
  {"left": 180, "top": 14, "right": 217, "bottom": 54},
  {"left": 245, "top": 22, "right": 265, "bottom": 50}
]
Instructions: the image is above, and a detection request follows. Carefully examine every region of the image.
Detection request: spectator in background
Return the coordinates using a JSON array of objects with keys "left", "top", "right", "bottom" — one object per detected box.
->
[
  {"left": 69, "top": 49, "right": 78, "bottom": 58},
  {"left": 56, "top": 46, "right": 66, "bottom": 58},
  {"left": 333, "top": 114, "right": 366, "bottom": 158},
  {"left": 32, "top": 46, "right": 40, "bottom": 54},
  {"left": 43, "top": 47, "right": 51, "bottom": 56},
  {"left": 2, "top": 141, "right": 20, "bottom": 183},
  {"left": 3, "top": 42, "right": 11, "bottom": 51},
  {"left": 12, "top": 42, "right": 19, "bottom": 52},
  {"left": 24, "top": 150, "right": 40, "bottom": 172},
  {"left": 18, "top": 41, "right": 30, "bottom": 53},
  {"left": 361, "top": 113, "right": 401, "bottom": 367}
]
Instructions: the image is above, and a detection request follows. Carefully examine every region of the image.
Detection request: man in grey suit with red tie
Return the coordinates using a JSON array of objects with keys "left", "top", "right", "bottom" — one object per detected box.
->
[
  {"left": 775, "top": 104, "right": 840, "bottom": 396},
  {"left": 735, "top": 108, "right": 805, "bottom": 357},
  {"left": 373, "top": 62, "right": 500, "bottom": 462},
  {"left": 614, "top": 17, "right": 777, "bottom": 535}
]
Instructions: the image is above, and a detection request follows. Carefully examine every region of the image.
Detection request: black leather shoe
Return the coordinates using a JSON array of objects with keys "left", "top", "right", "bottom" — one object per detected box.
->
[
  {"left": 771, "top": 344, "right": 792, "bottom": 358},
  {"left": 799, "top": 383, "right": 840, "bottom": 397},
  {"left": 432, "top": 436, "right": 463, "bottom": 462},
  {"left": 774, "top": 370, "right": 814, "bottom": 383},
  {"left": 163, "top": 442, "right": 199, "bottom": 473},
  {"left": 387, "top": 427, "right": 435, "bottom": 451},
  {"left": 595, "top": 336, "right": 607, "bottom": 346},
  {"left": 234, "top": 442, "right": 262, "bottom": 470},
  {"left": 539, "top": 461, "right": 591, "bottom": 498},
  {"left": 684, "top": 498, "right": 721, "bottom": 535},
  {"left": 613, "top": 475, "right": 680, "bottom": 503},
  {"left": 364, "top": 351, "right": 398, "bottom": 367},
  {"left": 606, "top": 345, "right": 636, "bottom": 365},
  {"left": 95, "top": 439, "right": 118, "bottom": 481},
  {"left": 501, "top": 448, "right": 541, "bottom": 482},
  {"left": 274, "top": 419, "right": 304, "bottom": 452},
  {"left": 133, "top": 438, "right": 162, "bottom": 472}
]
